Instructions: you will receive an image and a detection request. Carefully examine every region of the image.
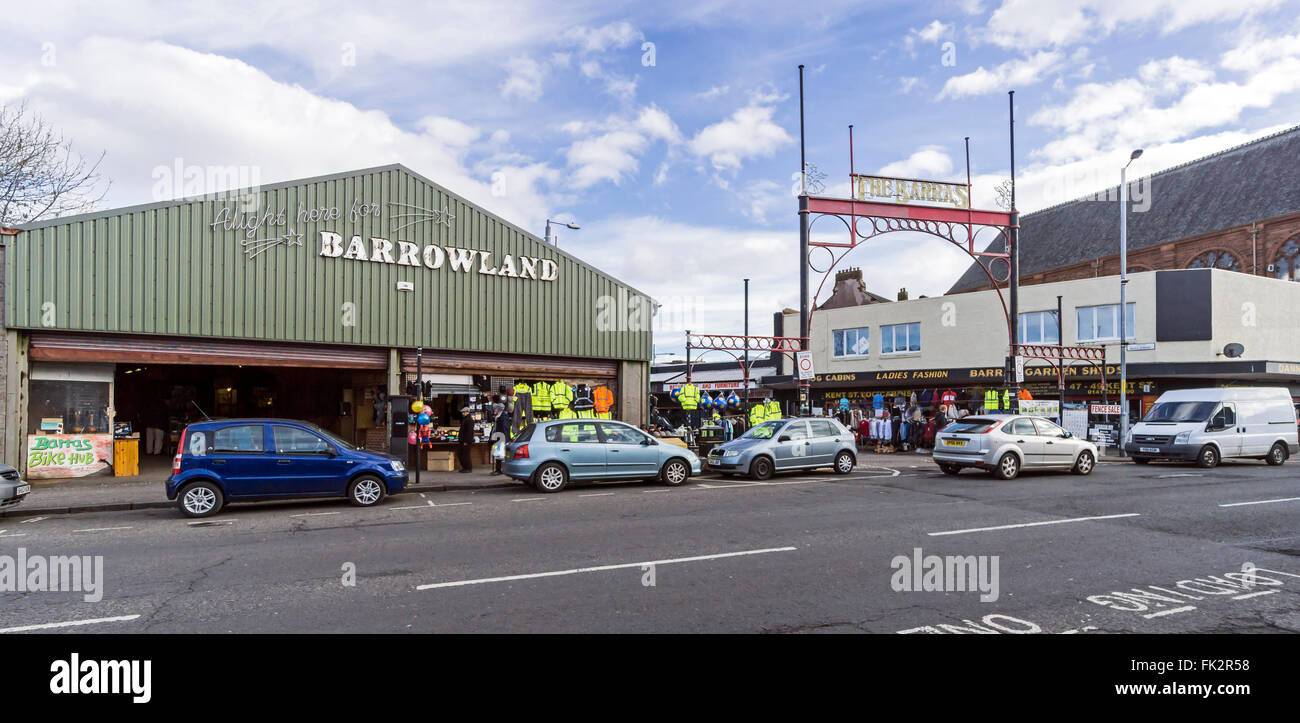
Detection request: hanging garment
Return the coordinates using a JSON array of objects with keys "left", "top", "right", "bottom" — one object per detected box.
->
[
  {"left": 678, "top": 383, "right": 701, "bottom": 411},
  {"left": 572, "top": 384, "right": 595, "bottom": 411},
  {"left": 550, "top": 381, "right": 574, "bottom": 410},
  {"left": 593, "top": 385, "right": 614, "bottom": 415},
  {"left": 511, "top": 392, "right": 534, "bottom": 435},
  {"left": 532, "top": 381, "right": 553, "bottom": 415}
]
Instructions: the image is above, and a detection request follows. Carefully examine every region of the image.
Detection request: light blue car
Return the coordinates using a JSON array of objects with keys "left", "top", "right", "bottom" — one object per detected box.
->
[
  {"left": 707, "top": 417, "right": 857, "bottom": 480},
  {"left": 503, "top": 419, "right": 702, "bottom": 493}
]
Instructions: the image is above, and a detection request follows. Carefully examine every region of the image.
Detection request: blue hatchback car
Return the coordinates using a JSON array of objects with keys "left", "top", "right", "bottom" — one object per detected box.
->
[
  {"left": 166, "top": 419, "right": 407, "bottom": 517},
  {"left": 502, "top": 419, "right": 701, "bottom": 492}
]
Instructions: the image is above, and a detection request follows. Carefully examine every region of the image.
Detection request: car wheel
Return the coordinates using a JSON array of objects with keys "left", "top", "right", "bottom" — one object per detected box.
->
[
  {"left": 993, "top": 452, "right": 1020, "bottom": 480},
  {"left": 661, "top": 458, "right": 690, "bottom": 486},
  {"left": 1133, "top": 457, "right": 1151, "bottom": 465},
  {"left": 1266, "top": 442, "right": 1287, "bottom": 466},
  {"left": 179, "top": 480, "right": 223, "bottom": 518},
  {"left": 348, "top": 475, "right": 386, "bottom": 507},
  {"left": 833, "top": 451, "right": 855, "bottom": 474},
  {"left": 749, "top": 456, "right": 774, "bottom": 481},
  {"left": 1196, "top": 445, "right": 1220, "bottom": 469},
  {"left": 939, "top": 463, "right": 961, "bottom": 476},
  {"left": 1072, "top": 450, "right": 1095, "bottom": 475},
  {"left": 534, "top": 462, "right": 569, "bottom": 493}
]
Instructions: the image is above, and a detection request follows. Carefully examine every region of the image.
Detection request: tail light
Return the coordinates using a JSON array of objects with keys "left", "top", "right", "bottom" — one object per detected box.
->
[
  {"left": 172, "top": 427, "right": 187, "bottom": 475},
  {"left": 513, "top": 444, "right": 529, "bottom": 459}
]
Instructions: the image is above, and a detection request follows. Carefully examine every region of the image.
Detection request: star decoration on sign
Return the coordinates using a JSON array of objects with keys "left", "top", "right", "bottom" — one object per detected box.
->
[{"left": 243, "top": 226, "right": 305, "bottom": 260}]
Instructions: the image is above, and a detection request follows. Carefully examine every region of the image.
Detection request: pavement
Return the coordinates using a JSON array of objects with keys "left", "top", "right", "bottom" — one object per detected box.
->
[{"left": 2, "top": 454, "right": 1296, "bottom": 634}]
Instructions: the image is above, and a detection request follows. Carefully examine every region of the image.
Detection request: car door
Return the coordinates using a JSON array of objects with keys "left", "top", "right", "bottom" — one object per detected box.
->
[
  {"left": 773, "top": 421, "right": 812, "bottom": 470},
  {"left": 202, "top": 424, "right": 274, "bottom": 498},
  {"left": 806, "top": 419, "right": 839, "bottom": 466},
  {"left": 1206, "top": 403, "right": 1242, "bottom": 458},
  {"left": 1032, "top": 418, "right": 1075, "bottom": 468},
  {"left": 1005, "top": 418, "right": 1047, "bottom": 467},
  {"left": 270, "top": 425, "right": 351, "bottom": 494},
  {"left": 548, "top": 421, "right": 606, "bottom": 478},
  {"left": 599, "top": 423, "right": 661, "bottom": 477}
]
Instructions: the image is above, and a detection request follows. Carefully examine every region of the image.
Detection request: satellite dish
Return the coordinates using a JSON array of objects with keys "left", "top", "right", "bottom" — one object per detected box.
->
[{"left": 1223, "top": 343, "right": 1244, "bottom": 358}]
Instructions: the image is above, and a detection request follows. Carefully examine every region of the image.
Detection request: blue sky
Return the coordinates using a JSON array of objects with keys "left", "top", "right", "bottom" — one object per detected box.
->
[{"left": 4, "top": 0, "right": 1300, "bottom": 356}]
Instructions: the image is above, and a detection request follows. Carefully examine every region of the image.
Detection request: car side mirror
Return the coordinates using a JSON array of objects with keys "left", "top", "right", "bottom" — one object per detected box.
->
[
  {"left": 641, "top": 437, "right": 655, "bottom": 446},
  {"left": 326, "top": 447, "right": 339, "bottom": 457},
  {"left": 778, "top": 435, "right": 791, "bottom": 443},
  {"left": 1060, "top": 432, "right": 1071, "bottom": 439}
]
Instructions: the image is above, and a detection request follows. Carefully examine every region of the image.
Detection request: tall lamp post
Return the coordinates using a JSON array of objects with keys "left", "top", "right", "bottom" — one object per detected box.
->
[
  {"left": 545, "top": 218, "right": 580, "bottom": 246},
  {"left": 1119, "top": 148, "right": 1142, "bottom": 455}
]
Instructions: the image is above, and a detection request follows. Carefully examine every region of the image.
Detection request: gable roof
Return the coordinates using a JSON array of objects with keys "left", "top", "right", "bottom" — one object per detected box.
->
[{"left": 948, "top": 125, "right": 1300, "bottom": 293}]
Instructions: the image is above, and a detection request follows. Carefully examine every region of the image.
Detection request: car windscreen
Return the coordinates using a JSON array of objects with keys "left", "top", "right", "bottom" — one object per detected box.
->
[
  {"left": 1142, "top": 401, "right": 1217, "bottom": 423},
  {"left": 742, "top": 420, "right": 783, "bottom": 439},
  {"left": 511, "top": 424, "right": 536, "bottom": 444},
  {"left": 942, "top": 418, "right": 997, "bottom": 433}
]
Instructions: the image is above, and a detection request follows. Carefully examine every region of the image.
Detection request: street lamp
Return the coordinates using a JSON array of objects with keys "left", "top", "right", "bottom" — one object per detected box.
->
[
  {"left": 1119, "top": 148, "right": 1142, "bottom": 455},
  {"left": 545, "top": 218, "right": 580, "bottom": 246}
]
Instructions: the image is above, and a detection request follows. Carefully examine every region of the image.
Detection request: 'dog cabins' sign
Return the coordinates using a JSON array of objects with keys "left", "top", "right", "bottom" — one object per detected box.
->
[{"left": 27, "top": 435, "right": 114, "bottom": 479}]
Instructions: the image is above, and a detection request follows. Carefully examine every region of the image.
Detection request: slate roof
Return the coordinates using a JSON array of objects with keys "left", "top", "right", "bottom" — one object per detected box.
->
[{"left": 948, "top": 125, "right": 1300, "bottom": 293}]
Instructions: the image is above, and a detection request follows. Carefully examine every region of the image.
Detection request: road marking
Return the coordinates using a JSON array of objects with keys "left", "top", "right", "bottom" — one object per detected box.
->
[
  {"left": 641, "top": 489, "right": 671, "bottom": 493},
  {"left": 187, "top": 520, "right": 233, "bottom": 527},
  {"left": 579, "top": 492, "right": 615, "bottom": 497},
  {"left": 20, "top": 516, "right": 47, "bottom": 524},
  {"left": 73, "top": 526, "right": 133, "bottom": 533},
  {"left": 1218, "top": 496, "right": 1300, "bottom": 508},
  {"left": 0, "top": 614, "right": 141, "bottom": 634},
  {"left": 1156, "top": 473, "right": 1203, "bottom": 479},
  {"left": 1062, "top": 626, "right": 1099, "bottom": 634},
  {"left": 416, "top": 546, "right": 799, "bottom": 591},
  {"left": 288, "top": 512, "right": 340, "bottom": 518},
  {"left": 0, "top": 533, "right": 26, "bottom": 538},
  {"left": 927, "top": 513, "right": 1141, "bottom": 537},
  {"left": 391, "top": 502, "right": 472, "bottom": 510},
  {"left": 1143, "top": 606, "right": 1196, "bottom": 619},
  {"left": 1232, "top": 590, "right": 1278, "bottom": 600},
  {"left": 512, "top": 497, "right": 545, "bottom": 503}
]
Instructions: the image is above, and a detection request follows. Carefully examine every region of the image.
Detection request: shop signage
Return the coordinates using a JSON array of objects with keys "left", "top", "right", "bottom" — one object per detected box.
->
[
  {"left": 318, "top": 232, "right": 558, "bottom": 281},
  {"left": 813, "top": 367, "right": 1004, "bottom": 386},
  {"left": 852, "top": 174, "right": 970, "bottom": 209},
  {"left": 26, "top": 434, "right": 113, "bottom": 480},
  {"left": 1019, "top": 400, "right": 1060, "bottom": 417},
  {"left": 1090, "top": 403, "right": 1122, "bottom": 415}
]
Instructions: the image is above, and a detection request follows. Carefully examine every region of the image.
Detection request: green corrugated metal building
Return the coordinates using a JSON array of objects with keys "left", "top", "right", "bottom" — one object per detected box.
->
[{"left": 3, "top": 164, "right": 653, "bottom": 478}]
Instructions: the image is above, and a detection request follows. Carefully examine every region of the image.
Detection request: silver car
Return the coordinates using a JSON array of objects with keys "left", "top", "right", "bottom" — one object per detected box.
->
[
  {"left": 933, "top": 414, "right": 1098, "bottom": 480},
  {"left": 0, "top": 463, "right": 29, "bottom": 509},
  {"left": 707, "top": 417, "right": 857, "bottom": 480},
  {"left": 502, "top": 419, "right": 702, "bottom": 493}
]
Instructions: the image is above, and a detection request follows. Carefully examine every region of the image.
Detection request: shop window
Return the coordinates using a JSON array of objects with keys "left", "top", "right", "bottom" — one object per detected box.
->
[
  {"left": 832, "top": 327, "right": 870, "bottom": 358},
  {"left": 28, "top": 380, "right": 111, "bottom": 434},
  {"left": 1187, "top": 249, "right": 1241, "bottom": 272},
  {"left": 881, "top": 322, "right": 921, "bottom": 354},
  {"left": 273, "top": 426, "right": 331, "bottom": 454},
  {"left": 1274, "top": 237, "right": 1300, "bottom": 281},
  {"left": 1018, "top": 310, "right": 1060, "bottom": 344},
  {"left": 213, "top": 425, "right": 265, "bottom": 453},
  {"left": 1076, "top": 303, "right": 1135, "bottom": 342}
]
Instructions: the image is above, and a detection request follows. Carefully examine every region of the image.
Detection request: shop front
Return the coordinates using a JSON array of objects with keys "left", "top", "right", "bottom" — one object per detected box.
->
[{"left": 3, "top": 164, "right": 652, "bottom": 481}]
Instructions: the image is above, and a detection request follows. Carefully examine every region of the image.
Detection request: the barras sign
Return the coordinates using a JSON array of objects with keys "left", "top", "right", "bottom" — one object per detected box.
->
[{"left": 852, "top": 174, "right": 970, "bottom": 209}]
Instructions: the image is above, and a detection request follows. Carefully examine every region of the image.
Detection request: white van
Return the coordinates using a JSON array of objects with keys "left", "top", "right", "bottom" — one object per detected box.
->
[{"left": 1125, "top": 387, "right": 1299, "bottom": 468}]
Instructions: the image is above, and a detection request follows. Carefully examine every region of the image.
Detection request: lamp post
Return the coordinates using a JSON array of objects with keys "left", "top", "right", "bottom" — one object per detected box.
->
[
  {"left": 1119, "top": 148, "right": 1142, "bottom": 455},
  {"left": 545, "top": 218, "right": 580, "bottom": 246}
]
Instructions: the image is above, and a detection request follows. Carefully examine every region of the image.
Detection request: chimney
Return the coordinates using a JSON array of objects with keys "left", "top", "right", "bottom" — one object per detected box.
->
[{"left": 897, "top": 287, "right": 908, "bottom": 301}]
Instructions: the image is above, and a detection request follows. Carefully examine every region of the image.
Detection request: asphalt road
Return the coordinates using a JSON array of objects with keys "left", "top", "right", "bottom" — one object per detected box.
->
[{"left": 2, "top": 456, "right": 1298, "bottom": 633}]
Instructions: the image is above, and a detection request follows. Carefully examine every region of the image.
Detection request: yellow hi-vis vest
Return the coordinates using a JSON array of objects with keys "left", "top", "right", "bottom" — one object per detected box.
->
[
  {"left": 551, "top": 382, "right": 574, "bottom": 409},
  {"left": 983, "top": 389, "right": 1000, "bottom": 410},
  {"left": 750, "top": 404, "right": 765, "bottom": 426},
  {"left": 556, "top": 407, "right": 577, "bottom": 420},
  {"left": 532, "top": 381, "right": 552, "bottom": 411},
  {"left": 515, "top": 382, "right": 531, "bottom": 395},
  {"left": 765, "top": 400, "right": 781, "bottom": 421},
  {"left": 679, "top": 383, "right": 701, "bottom": 410}
]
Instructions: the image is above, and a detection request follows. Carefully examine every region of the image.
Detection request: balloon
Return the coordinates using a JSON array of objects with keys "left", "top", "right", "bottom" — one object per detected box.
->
[
  {"left": 727, "top": 393, "right": 740, "bottom": 408},
  {"left": 411, "top": 400, "right": 424, "bottom": 413},
  {"left": 407, "top": 431, "right": 418, "bottom": 445},
  {"left": 669, "top": 387, "right": 682, "bottom": 401},
  {"left": 417, "top": 412, "right": 431, "bottom": 425}
]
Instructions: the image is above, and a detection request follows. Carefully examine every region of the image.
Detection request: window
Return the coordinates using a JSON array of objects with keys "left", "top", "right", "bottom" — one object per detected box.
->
[
  {"left": 600, "top": 423, "right": 646, "bottom": 445},
  {"left": 881, "top": 322, "right": 921, "bottom": 354},
  {"left": 1032, "top": 419, "right": 1065, "bottom": 437},
  {"left": 1006, "top": 419, "right": 1037, "bottom": 436},
  {"left": 1188, "top": 249, "right": 1242, "bottom": 272},
  {"left": 780, "top": 421, "right": 810, "bottom": 440},
  {"left": 1076, "top": 303, "right": 1135, "bottom": 342},
  {"left": 808, "top": 420, "right": 836, "bottom": 438},
  {"left": 1018, "top": 310, "right": 1060, "bottom": 344},
  {"left": 273, "top": 426, "right": 331, "bottom": 454},
  {"left": 213, "top": 425, "right": 264, "bottom": 452},
  {"left": 832, "top": 327, "right": 870, "bottom": 358},
  {"left": 27, "top": 380, "right": 111, "bottom": 434},
  {"left": 545, "top": 422, "right": 601, "bottom": 443},
  {"left": 1274, "top": 237, "right": 1300, "bottom": 282}
]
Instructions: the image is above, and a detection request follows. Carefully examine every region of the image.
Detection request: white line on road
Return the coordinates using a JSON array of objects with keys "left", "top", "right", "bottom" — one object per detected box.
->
[
  {"left": 579, "top": 492, "right": 615, "bottom": 497},
  {"left": 512, "top": 497, "right": 545, "bottom": 503},
  {"left": 391, "top": 502, "right": 472, "bottom": 510},
  {"left": 927, "top": 513, "right": 1141, "bottom": 537},
  {"left": 1232, "top": 590, "right": 1278, "bottom": 600},
  {"left": 0, "top": 614, "right": 141, "bottom": 634},
  {"left": 288, "top": 512, "right": 340, "bottom": 518},
  {"left": 1218, "top": 496, "right": 1300, "bottom": 508},
  {"left": 72, "top": 526, "right": 133, "bottom": 533},
  {"left": 1143, "top": 606, "right": 1196, "bottom": 619},
  {"left": 0, "top": 533, "right": 25, "bottom": 538},
  {"left": 416, "top": 546, "right": 799, "bottom": 591},
  {"left": 19, "top": 516, "right": 47, "bottom": 524}
]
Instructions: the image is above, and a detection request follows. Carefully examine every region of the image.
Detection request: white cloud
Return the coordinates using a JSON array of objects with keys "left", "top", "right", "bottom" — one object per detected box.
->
[
  {"left": 876, "top": 146, "right": 956, "bottom": 179},
  {"left": 916, "top": 19, "right": 953, "bottom": 43},
  {"left": 689, "top": 92, "right": 794, "bottom": 172},
  {"left": 938, "top": 50, "right": 1064, "bottom": 98},
  {"left": 562, "top": 21, "right": 644, "bottom": 54},
  {"left": 561, "top": 105, "right": 682, "bottom": 189},
  {"left": 982, "top": 0, "right": 1283, "bottom": 50},
  {"left": 500, "top": 56, "right": 547, "bottom": 101},
  {"left": 899, "top": 76, "right": 922, "bottom": 94}
]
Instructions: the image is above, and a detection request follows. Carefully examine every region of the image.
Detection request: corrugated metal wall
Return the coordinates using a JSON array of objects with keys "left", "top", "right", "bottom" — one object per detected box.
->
[{"left": 6, "top": 165, "right": 652, "bottom": 362}]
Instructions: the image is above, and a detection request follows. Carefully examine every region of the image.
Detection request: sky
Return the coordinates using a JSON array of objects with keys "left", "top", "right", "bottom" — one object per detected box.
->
[{"left": 4, "top": 0, "right": 1300, "bottom": 357}]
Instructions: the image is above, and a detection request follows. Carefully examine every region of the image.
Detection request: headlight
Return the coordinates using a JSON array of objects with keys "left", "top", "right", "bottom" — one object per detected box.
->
[
  {"left": 1174, "top": 431, "right": 1190, "bottom": 445},
  {"left": 723, "top": 450, "right": 741, "bottom": 458},
  {"left": 390, "top": 461, "right": 405, "bottom": 472}
]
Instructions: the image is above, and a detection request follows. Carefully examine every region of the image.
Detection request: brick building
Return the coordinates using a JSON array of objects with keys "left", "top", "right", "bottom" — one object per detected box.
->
[{"left": 949, "top": 125, "right": 1300, "bottom": 293}]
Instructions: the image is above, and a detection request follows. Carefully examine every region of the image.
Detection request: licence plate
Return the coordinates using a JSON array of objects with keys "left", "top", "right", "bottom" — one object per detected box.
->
[
  {"left": 943, "top": 439, "right": 966, "bottom": 447},
  {"left": 15, "top": 484, "right": 30, "bottom": 496},
  {"left": 1140, "top": 447, "right": 1160, "bottom": 453}
]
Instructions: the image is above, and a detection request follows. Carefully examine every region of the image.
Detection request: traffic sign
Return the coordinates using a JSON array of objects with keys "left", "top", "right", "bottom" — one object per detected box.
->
[{"left": 796, "top": 351, "right": 815, "bottom": 380}]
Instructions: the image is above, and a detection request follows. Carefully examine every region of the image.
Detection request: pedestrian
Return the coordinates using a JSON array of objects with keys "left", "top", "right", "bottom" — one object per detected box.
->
[
  {"left": 490, "top": 403, "right": 510, "bottom": 476},
  {"left": 142, "top": 400, "right": 167, "bottom": 455},
  {"left": 457, "top": 406, "right": 476, "bottom": 473}
]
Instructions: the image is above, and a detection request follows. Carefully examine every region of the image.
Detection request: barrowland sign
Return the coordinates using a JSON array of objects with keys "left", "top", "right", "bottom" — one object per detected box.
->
[{"left": 318, "top": 231, "right": 560, "bottom": 282}]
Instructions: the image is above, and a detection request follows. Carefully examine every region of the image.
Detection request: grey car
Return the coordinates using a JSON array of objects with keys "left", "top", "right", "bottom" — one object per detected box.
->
[
  {"left": 0, "top": 463, "right": 29, "bottom": 509},
  {"left": 932, "top": 414, "right": 1098, "bottom": 480},
  {"left": 707, "top": 417, "right": 857, "bottom": 480},
  {"left": 502, "top": 419, "right": 702, "bottom": 493}
]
